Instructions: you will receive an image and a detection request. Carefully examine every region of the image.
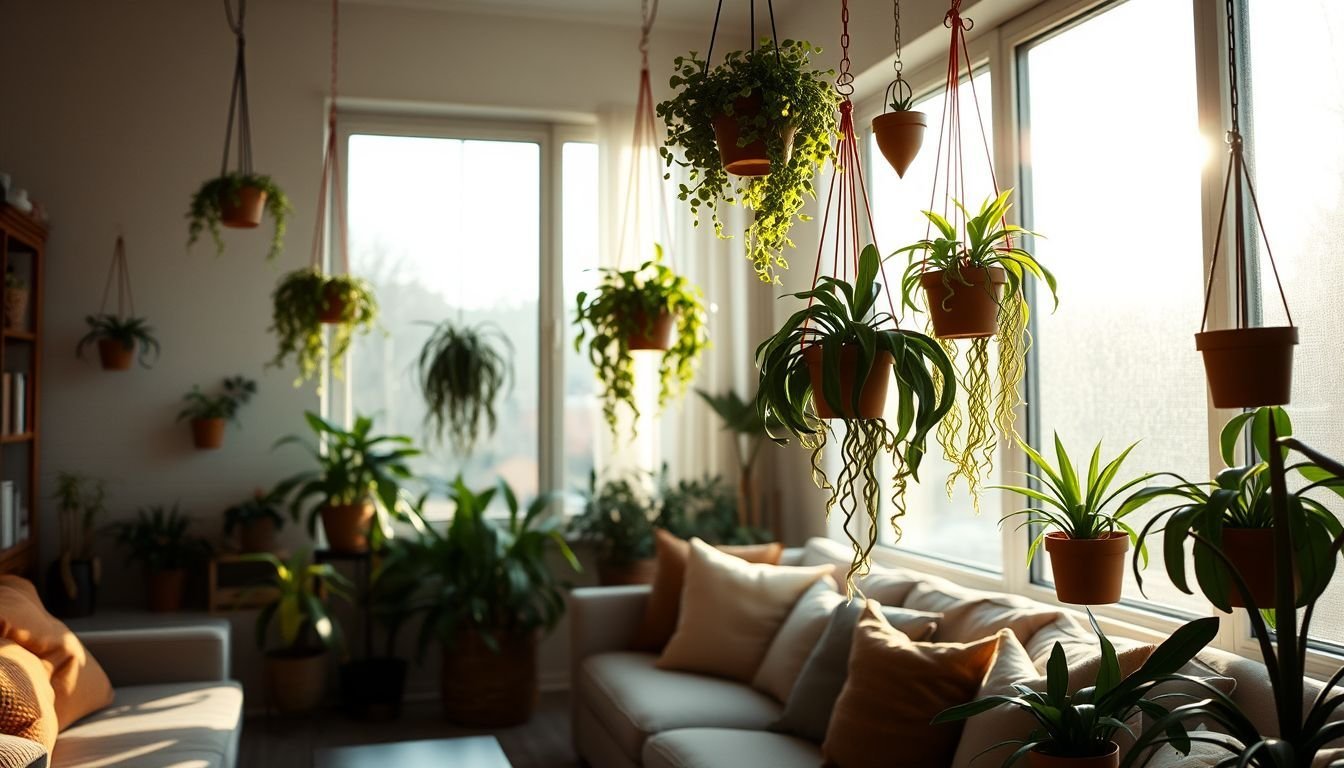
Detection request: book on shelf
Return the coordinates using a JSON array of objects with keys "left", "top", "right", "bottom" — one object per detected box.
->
[
  {"left": 0, "top": 481, "right": 12, "bottom": 549},
  {"left": 13, "top": 372, "right": 25, "bottom": 433},
  {"left": 1, "top": 373, "right": 9, "bottom": 436}
]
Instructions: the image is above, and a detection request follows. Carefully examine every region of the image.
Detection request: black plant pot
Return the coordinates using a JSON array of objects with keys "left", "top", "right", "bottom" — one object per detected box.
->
[
  {"left": 339, "top": 657, "right": 407, "bottom": 721},
  {"left": 45, "top": 559, "right": 98, "bottom": 619}
]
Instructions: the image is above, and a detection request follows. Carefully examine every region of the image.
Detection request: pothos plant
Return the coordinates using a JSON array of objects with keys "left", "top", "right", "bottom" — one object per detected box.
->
[
  {"left": 893, "top": 190, "right": 1056, "bottom": 506},
  {"left": 417, "top": 320, "right": 513, "bottom": 456},
  {"left": 755, "top": 245, "right": 955, "bottom": 579},
  {"left": 657, "top": 39, "right": 837, "bottom": 284},
  {"left": 270, "top": 268, "right": 377, "bottom": 385},
  {"left": 187, "top": 173, "right": 291, "bottom": 261},
  {"left": 573, "top": 248, "right": 708, "bottom": 438}
]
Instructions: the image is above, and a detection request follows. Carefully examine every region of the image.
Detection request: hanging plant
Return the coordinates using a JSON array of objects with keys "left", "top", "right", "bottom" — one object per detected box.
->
[
  {"left": 574, "top": 248, "right": 708, "bottom": 438},
  {"left": 270, "top": 268, "right": 377, "bottom": 385},
  {"left": 658, "top": 39, "right": 837, "bottom": 284},
  {"left": 77, "top": 236, "right": 159, "bottom": 371},
  {"left": 176, "top": 375, "right": 257, "bottom": 450},
  {"left": 870, "top": 0, "right": 926, "bottom": 178},
  {"left": 418, "top": 321, "right": 513, "bottom": 456}
]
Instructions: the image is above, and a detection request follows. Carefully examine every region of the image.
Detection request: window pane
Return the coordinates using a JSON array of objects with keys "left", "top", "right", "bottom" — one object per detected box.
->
[
  {"left": 562, "top": 142, "right": 601, "bottom": 497},
  {"left": 1018, "top": 0, "right": 1209, "bottom": 613}
]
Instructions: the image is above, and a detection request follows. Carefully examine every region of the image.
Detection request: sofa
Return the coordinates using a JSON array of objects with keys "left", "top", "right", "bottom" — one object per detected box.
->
[
  {"left": 569, "top": 536, "right": 1334, "bottom": 768},
  {"left": 2, "top": 615, "right": 243, "bottom": 768}
]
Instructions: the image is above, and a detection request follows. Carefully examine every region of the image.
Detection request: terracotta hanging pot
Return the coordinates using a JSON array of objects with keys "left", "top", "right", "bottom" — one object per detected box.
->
[
  {"left": 710, "top": 95, "right": 796, "bottom": 177},
  {"left": 1043, "top": 532, "right": 1128, "bottom": 605},
  {"left": 597, "top": 557, "right": 658, "bottom": 587},
  {"left": 318, "top": 282, "right": 348, "bottom": 324},
  {"left": 1195, "top": 326, "right": 1297, "bottom": 409},
  {"left": 266, "top": 649, "right": 327, "bottom": 714},
  {"left": 1204, "top": 527, "right": 1297, "bottom": 609},
  {"left": 4, "top": 287, "right": 28, "bottom": 329},
  {"left": 803, "top": 345, "right": 894, "bottom": 420},
  {"left": 147, "top": 568, "right": 187, "bottom": 612},
  {"left": 238, "top": 516, "right": 278, "bottom": 554},
  {"left": 221, "top": 185, "right": 267, "bottom": 229},
  {"left": 97, "top": 338, "right": 135, "bottom": 371},
  {"left": 920, "top": 266, "right": 1007, "bottom": 339},
  {"left": 1027, "top": 741, "right": 1119, "bottom": 768},
  {"left": 190, "top": 418, "right": 226, "bottom": 450},
  {"left": 871, "top": 110, "right": 928, "bottom": 178},
  {"left": 625, "top": 309, "right": 675, "bottom": 351},
  {"left": 320, "top": 501, "right": 375, "bottom": 553},
  {"left": 441, "top": 628, "right": 539, "bottom": 727}
]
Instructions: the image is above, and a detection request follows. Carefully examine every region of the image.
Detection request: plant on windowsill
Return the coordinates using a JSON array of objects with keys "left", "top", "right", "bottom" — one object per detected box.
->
[
  {"left": 892, "top": 189, "right": 1057, "bottom": 507},
  {"left": 269, "top": 268, "right": 377, "bottom": 386},
  {"left": 47, "top": 472, "right": 107, "bottom": 619},
  {"left": 272, "top": 412, "right": 420, "bottom": 554},
  {"left": 223, "top": 488, "right": 286, "bottom": 554},
  {"left": 994, "top": 434, "right": 1156, "bottom": 606},
  {"left": 755, "top": 244, "right": 956, "bottom": 581},
  {"left": 573, "top": 248, "right": 708, "bottom": 440},
  {"left": 417, "top": 320, "right": 513, "bottom": 456},
  {"left": 109, "top": 504, "right": 212, "bottom": 613},
  {"left": 76, "top": 314, "right": 160, "bottom": 371},
  {"left": 567, "top": 471, "right": 661, "bottom": 586},
  {"left": 697, "top": 388, "right": 782, "bottom": 533},
  {"left": 657, "top": 40, "right": 837, "bottom": 284},
  {"left": 176, "top": 375, "right": 257, "bottom": 450},
  {"left": 187, "top": 173, "right": 291, "bottom": 261}
]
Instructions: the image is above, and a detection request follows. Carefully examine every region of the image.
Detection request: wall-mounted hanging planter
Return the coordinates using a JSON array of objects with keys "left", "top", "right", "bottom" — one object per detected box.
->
[
  {"left": 177, "top": 375, "right": 256, "bottom": 450},
  {"left": 918, "top": 265, "right": 1007, "bottom": 340},
  {"left": 76, "top": 236, "right": 160, "bottom": 372}
]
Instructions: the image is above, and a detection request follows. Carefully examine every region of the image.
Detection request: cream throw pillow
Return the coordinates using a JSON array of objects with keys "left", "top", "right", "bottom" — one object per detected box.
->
[
  {"left": 752, "top": 577, "right": 845, "bottom": 702},
  {"left": 657, "top": 539, "right": 829, "bottom": 683}
]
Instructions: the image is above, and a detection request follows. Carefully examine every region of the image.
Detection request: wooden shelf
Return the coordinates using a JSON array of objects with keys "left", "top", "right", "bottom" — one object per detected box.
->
[
  {"left": 0, "top": 200, "right": 43, "bottom": 580},
  {"left": 3, "top": 330, "right": 35, "bottom": 342},
  {"left": 0, "top": 433, "right": 33, "bottom": 444},
  {"left": 0, "top": 540, "right": 32, "bottom": 574}
]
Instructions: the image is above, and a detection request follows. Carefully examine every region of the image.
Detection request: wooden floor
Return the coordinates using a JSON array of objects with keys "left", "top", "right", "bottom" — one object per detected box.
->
[{"left": 239, "top": 691, "right": 579, "bottom": 768}]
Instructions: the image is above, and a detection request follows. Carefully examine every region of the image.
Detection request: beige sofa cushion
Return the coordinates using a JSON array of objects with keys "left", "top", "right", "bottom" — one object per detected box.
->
[
  {"left": 752, "top": 579, "right": 845, "bottom": 702},
  {"left": 50, "top": 682, "right": 241, "bottom": 768},
  {"left": 580, "top": 652, "right": 782, "bottom": 762},
  {"left": 905, "top": 580, "right": 1064, "bottom": 645},
  {"left": 0, "top": 734, "right": 46, "bottom": 768},
  {"left": 643, "top": 729, "right": 821, "bottom": 768}
]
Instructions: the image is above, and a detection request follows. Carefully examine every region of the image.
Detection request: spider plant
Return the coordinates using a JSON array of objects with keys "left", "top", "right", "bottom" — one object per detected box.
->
[
  {"left": 417, "top": 320, "right": 512, "bottom": 456},
  {"left": 76, "top": 314, "right": 160, "bottom": 369}
]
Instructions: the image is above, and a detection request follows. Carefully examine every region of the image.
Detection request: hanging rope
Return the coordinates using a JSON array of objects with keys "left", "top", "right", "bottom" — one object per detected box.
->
[
  {"left": 615, "top": 0, "right": 673, "bottom": 268},
  {"left": 705, "top": 0, "right": 781, "bottom": 70},
  {"left": 882, "top": 0, "right": 913, "bottom": 113},
  {"left": 99, "top": 236, "right": 136, "bottom": 320},
  {"left": 220, "top": 0, "right": 253, "bottom": 178},
  {"left": 309, "top": 0, "right": 349, "bottom": 275}
]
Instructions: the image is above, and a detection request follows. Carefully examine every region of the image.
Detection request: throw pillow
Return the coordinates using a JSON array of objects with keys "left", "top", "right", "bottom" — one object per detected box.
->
[
  {"left": 905, "top": 580, "right": 1065, "bottom": 645},
  {"left": 753, "top": 577, "right": 845, "bottom": 702},
  {"left": 631, "top": 529, "right": 784, "bottom": 652},
  {"left": 0, "top": 575, "right": 114, "bottom": 728},
  {"left": 1143, "top": 725, "right": 1239, "bottom": 767},
  {"left": 656, "top": 539, "right": 828, "bottom": 683},
  {"left": 0, "top": 640, "right": 57, "bottom": 752},
  {"left": 821, "top": 601, "right": 1001, "bottom": 768}
]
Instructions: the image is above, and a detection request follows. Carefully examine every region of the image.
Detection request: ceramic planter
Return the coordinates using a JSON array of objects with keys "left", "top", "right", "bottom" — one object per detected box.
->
[
  {"left": 441, "top": 629, "right": 539, "bottom": 727},
  {"left": 803, "top": 345, "right": 894, "bottom": 420},
  {"left": 320, "top": 501, "right": 375, "bottom": 553},
  {"left": 1027, "top": 741, "right": 1119, "bottom": 768},
  {"left": 220, "top": 185, "right": 267, "bottom": 229},
  {"left": 1043, "top": 532, "right": 1128, "bottom": 605},
  {"left": 318, "top": 282, "right": 347, "bottom": 324},
  {"left": 4, "top": 287, "right": 28, "bottom": 329},
  {"left": 266, "top": 649, "right": 327, "bottom": 713},
  {"left": 1209, "top": 527, "right": 1296, "bottom": 609},
  {"left": 190, "top": 418, "right": 226, "bottom": 450},
  {"left": 920, "top": 266, "right": 1007, "bottom": 339},
  {"left": 710, "top": 95, "right": 796, "bottom": 177},
  {"left": 626, "top": 309, "right": 675, "bottom": 351},
  {"left": 237, "top": 516, "right": 277, "bottom": 554},
  {"left": 97, "top": 338, "right": 135, "bottom": 371},
  {"left": 597, "top": 557, "right": 658, "bottom": 587},
  {"left": 871, "top": 110, "right": 928, "bottom": 178},
  {"left": 339, "top": 657, "right": 408, "bottom": 721},
  {"left": 1195, "top": 326, "right": 1298, "bottom": 408},
  {"left": 147, "top": 568, "right": 186, "bottom": 612}
]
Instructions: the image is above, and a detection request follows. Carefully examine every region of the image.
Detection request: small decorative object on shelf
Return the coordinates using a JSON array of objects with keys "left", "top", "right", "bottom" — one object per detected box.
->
[
  {"left": 4, "top": 266, "right": 28, "bottom": 329},
  {"left": 177, "top": 375, "right": 257, "bottom": 450},
  {"left": 110, "top": 504, "right": 212, "bottom": 613},
  {"left": 871, "top": 0, "right": 926, "bottom": 177},
  {"left": 76, "top": 236, "right": 159, "bottom": 371}
]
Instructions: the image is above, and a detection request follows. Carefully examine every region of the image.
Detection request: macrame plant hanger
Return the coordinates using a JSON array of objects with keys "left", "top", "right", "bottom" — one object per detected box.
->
[
  {"left": 1194, "top": 0, "right": 1297, "bottom": 409},
  {"left": 311, "top": 0, "right": 351, "bottom": 296},
  {"left": 218, "top": 0, "right": 263, "bottom": 227},
  {"left": 616, "top": 0, "right": 674, "bottom": 273},
  {"left": 871, "top": 0, "right": 927, "bottom": 178},
  {"left": 99, "top": 236, "right": 136, "bottom": 324}
]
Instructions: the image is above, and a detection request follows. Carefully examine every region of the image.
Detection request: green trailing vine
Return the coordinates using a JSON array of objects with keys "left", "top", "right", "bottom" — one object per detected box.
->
[
  {"left": 417, "top": 320, "right": 513, "bottom": 456},
  {"left": 269, "top": 268, "right": 378, "bottom": 386},
  {"left": 187, "top": 173, "right": 291, "bottom": 261}
]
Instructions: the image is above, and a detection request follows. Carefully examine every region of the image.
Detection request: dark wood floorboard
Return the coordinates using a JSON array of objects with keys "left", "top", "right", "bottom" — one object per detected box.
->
[{"left": 239, "top": 691, "right": 578, "bottom": 768}]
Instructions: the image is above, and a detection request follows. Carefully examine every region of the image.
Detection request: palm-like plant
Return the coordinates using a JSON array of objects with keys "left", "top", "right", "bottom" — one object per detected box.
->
[
  {"left": 697, "top": 388, "right": 781, "bottom": 530},
  {"left": 417, "top": 320, "right": 512, "bottom": 456},
  {"left": 245, "top": 550, "right": 351, "bottom": 655}
]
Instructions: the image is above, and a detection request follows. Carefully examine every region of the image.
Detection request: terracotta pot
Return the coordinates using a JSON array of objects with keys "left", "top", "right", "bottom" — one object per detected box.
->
[
  {"left": 238, "top": 516, "right": 278, "bottom": 554},
  {"left": 266, "top": 649, "right": 327, "bottom": 713},
  {"left": 440, "top": 629, "right": 539, "bottom": 727},
  {"left": 97, "top": 338, "right": 135, "bottom": 371},
  {"left": 1195, "top": 326, "right": 1298, "bottom": 409},
  {"left": 1208, "top": 527, "right": 1298, "bottom": 609},
  {"left": 4, "top": 287, "right": 28, "bottom": 329},
  {"left": 871, "top": 110, "right": 928, "bottom": 178},
  {"left": 190, "top": 418, "right": 226, "bottom": 450},
  {"left": 318, "top": 282, "right": 347, "bottom": 324},
  {"left": 1043, "top": 532, "right": 1128, "bottom": 605},
  {"left": 1027, "top": 741, "right": 1119, "bottom": 768},
  {"left": 320, "top": 502, "right": 375, "bottom": 553},
  {"left": 710, "top": 95, "right": 796, "bottom": 177},
  {"left": 626, "top": 309, "right": 675, "bottom": 351},
  {"left": 920, "top": 266, "right": 1007, "bottom": 339},
  {"left": 220, "top": 185, "right": 267, "bottom": 229},
  {"left": 803, "top": 345, "right": 894, "bottom": 420},
  {"left": 597, "top": 557, "right": 658, "bottom": 586},
  {"left": 147, "top": 568, "right": 186, "bottom": 612}
]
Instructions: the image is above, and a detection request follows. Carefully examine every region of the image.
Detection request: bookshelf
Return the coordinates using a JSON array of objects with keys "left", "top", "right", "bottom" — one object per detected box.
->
[{"left": 0, "top": 204, "right": 45, "bottom": 577}]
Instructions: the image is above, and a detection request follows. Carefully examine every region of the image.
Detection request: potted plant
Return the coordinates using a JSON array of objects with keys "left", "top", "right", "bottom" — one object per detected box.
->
[
  {"left": 76, "top": 314, "right": 160, "bottom": 371},
  {"left": 568, "top": 471, "right": 660, "bottom": 586},
  {"left": 4, "top": 267, "right": 27, "bottom": 329},
  {"left": 176, "top": 375, "right": 257, "bottom": 450},
  {"left": 573, "top": 249, "right": 708, "bottom": 438},
  {"left": 223, "top": 488, "right": 286, "bottom": 554},
  {"left": 935, "top": 610, "right": 1219, "bottom": 768},
  {"left": 871, "top": 78, "right": 926, "bottom": 178},
  {"left": 659, "top": 470, "right": 771, "bottom": 545},
  {"left": 384, "top": 476, "right": 578, "bottom": 727},
  {"left": 697, "top": 388, "right": 781, "bottom": 532},
  {"left": 658, "top": 40, "right": 837, "bottom": 283},
  {"left": 187, "top": 173, "right": 291, "bottom": 261},
  {"left": 273, "top": 412, "right": 419, "bottom": 554},
  {"left": 244, "top": 550, "right": 351, "bottom": 714},
  {"left": 756, "top": 245, "right": 955, "bottom": 579},
  {"left": 46, "top": 472, "right": 106, "bottom": 619},
  {"left": 995, "top": 435, "right": 1156, "bottom": 605},
  {"left": 270, "top": 268, "right": 377, "bottom": 385},
  {"left": 110, "top": 504, "right": 211, "bottom": 612},
  {"left": 417, "top": 320, "right": 513, "bottom": 454}
]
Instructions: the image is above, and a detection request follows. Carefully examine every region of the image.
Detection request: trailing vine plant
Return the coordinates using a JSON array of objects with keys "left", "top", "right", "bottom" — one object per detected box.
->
[{"left": 417, "top": 321, "right": 513, "bottom": 456}]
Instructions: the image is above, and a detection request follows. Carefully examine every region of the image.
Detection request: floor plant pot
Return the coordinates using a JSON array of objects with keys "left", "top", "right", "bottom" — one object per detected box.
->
[
  {"left": 45, "top": 558, "right": 98, "bottom": 619},
  {"left": 339, "top": 657, "right": 407, "bottom": 721},
  {"left": 920, "top": 266, "right": 1007, "bottom": 339},
  {"left": 4, "top": 287, "right": 28, "bottom": 329},
  {"left": 266, "top": 649, "right": 327, "bottom": 714},
  {"left": 1043, "top": 532, "right": 1128, "bottom": 605},
  {"left": 1027, "top": 742, "right": 1119, "bottom": 768},
  {"left": 190, "top": 418, "right": 226, "bottom": 450},
  {"left": 147, "top": 568, "right": 187, "bottom": 612},
  {"left": 710, "top": 95, "right": 796, "bottom": 177},
  {"left": 440, "top": 629, "right": 539, "bottom": 727},
  {"left": 238, "top": 517, "right": 278, "bottom": 554},
  {"left": 220, "top": 185, "right": 267, "bottom": 229},
  {"left": 803, "top": 345, "right": 894, "bottom": 420},
  {"left": 597, "top": 557, "right": 658, "bottom": 586},
  {"left": 97, "top": 338, "right": 135, "bottom": 371},
  {"left": 1195, "top": 326, "right": 1298, "bottom": 408},
  {"left": 626, "top": 310, "right": 675, "bottom": 351},
  {"left": 320, "top": 502, "right": 374, "bottom": 553},
  {"left": 318, "top": 283, "right": 347, "bottom": 324},
  {"left": 1209, "top": 527, "right": 1296, "bottom": 609},
  {"left": 871, "top": 110, "right": 927, "bottom": 178}
]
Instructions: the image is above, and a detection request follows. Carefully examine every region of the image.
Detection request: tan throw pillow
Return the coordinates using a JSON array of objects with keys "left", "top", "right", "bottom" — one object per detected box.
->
[
  {"left": 905, "top": 580, "right": 1065, "bottom": 645},
  {"left": 0, "top": 639, "right": 57, "bottom": 752},
  {"left": 656, "top": 539, "right": 828, "bottom": 683},
  {"left": 822, "top": 600, "right": 1001, "bottom": 768},
  {"left": 631, "top": 529, "right": 784, "bottom": 652},
  {"left": 753, "top": 577, "right": 846, "bottom": 702},
  {"left": 0, "top": 575, "right": 114, "bottom": 728}
]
